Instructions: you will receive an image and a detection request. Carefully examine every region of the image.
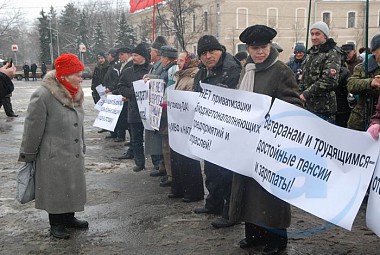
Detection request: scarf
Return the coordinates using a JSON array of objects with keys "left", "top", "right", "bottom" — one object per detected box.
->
[{"left": 56, "top": 75, "right": 79, "bottom": 99}]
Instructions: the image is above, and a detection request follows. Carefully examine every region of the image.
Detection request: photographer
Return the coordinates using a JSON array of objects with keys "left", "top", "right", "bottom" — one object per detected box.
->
[
  {"left": 287, "top": 44, "right": 306, "bottom": 87},
  {"left": 0, "top": 61, "right": 18, "bottom": 117}
]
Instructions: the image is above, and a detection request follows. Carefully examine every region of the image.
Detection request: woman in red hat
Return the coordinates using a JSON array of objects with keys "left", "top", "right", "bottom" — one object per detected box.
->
[{"left": 19, "top": 53, "right": 88, "bottom": 239}]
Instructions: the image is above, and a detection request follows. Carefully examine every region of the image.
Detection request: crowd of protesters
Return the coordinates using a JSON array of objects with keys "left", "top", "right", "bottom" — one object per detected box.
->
[{"left": 11, "top": 20, "right": 380, "bottom": 255}]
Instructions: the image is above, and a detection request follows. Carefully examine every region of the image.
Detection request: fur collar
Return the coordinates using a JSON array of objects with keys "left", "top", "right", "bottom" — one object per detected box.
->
[
  {"left": 308, "top": 38, "right": 337, "bottom": 54},
  {"left": 42, "top": 71, "right": 84, "bottom": 108}
]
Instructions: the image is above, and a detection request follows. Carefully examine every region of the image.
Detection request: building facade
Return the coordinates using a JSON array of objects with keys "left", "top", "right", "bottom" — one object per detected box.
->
[{"left": 130, "top": 0, "right": 380, "bottom": 61}]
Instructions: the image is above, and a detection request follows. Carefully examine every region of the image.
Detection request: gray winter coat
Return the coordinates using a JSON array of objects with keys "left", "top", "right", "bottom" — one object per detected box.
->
[{"left": 19, "top": 71, "right": 86, "bottom": 214}]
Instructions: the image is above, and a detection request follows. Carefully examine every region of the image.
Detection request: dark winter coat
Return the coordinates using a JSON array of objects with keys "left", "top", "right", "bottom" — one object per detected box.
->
[
  {"left": 286, "top": 57, "right": 304, "bottom": 85},
  {"left": 119, "top": 62, "right": 152, "bottom": 123},
  {"left": 91, "top": 61, "right": 110, "bottom": 90},
  {"left": 193, "top": 51, "right": 242, "bottom": 91},
  {"left": 103, "top": 59, "right": 121, "bottom": 91},
  {"left": 347, "top": 56, "right": 380, "bottom": 131},
  {"left": 300, "top": 38, "right": 342, "bottom": 115},
  {"left": 0, "top": 71, "right": 14, "bottom": 97},
  {"left": 229, "top": 47, "right": 302, "bottom": 229},
  {"left": 19, "top": 71, "right": 86, "bottom": 214}
]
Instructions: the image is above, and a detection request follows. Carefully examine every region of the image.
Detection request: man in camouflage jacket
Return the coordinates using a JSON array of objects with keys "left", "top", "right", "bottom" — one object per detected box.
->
[
  {"left": 300, "top": 21, "right": 342, "bottom": 124},
  {"left": 347, "top": 34, "right": 380, "bottom": 131}
]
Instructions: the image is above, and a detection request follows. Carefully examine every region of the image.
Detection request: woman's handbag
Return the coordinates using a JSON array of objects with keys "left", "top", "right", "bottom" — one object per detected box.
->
[{"left": 15, "top": 162, "right": 36, "bottom": 204}]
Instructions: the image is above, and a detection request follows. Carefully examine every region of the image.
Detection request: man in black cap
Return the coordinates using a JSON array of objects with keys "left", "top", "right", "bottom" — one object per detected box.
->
[
  {"left": 287, "top": 44, "right": 306, "bottom": 86},
  {"left": 144, "top": 35, "right": 168, "bottom": 177},
  {"left": 341, "top": 43, "right": 361, "bottom": 75},
  {"left": 230, "top": 24, "right": 302, "bottom": 255},
  {"left": 192, "top": 35, "right": 241, "bottom": 229},
  {"left": 119, "top": 43, "right": 152, "bottom": 172}
]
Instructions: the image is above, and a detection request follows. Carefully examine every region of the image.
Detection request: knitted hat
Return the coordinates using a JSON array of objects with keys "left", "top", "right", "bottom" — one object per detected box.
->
[
  {"left": 371, "top": 34, "right": 380, "bottom": 52},
  {"left": 239, "top": 25, "right": 277, "bottom": 46},
  {"left": 151, "top": 36, "right": 168, "bottom": 50},
  {"left": 54, "top": 53, "right": 84, "bottom": 77},
  {"left": 161, "top": 45, "right": 178, "bottom": 58},
  {"left": 310, "top": 21, "right": 329, "bottom": 37},
  {"left": 197, "top": 35, "right": 224, "bottom": 57},
  {"left": 294, "top": 44, "right": 306, "bottom": 54},
  {"left": 97, "top": 52, "right": 106, "bottom": 58},
  {"left": 234, "top": 51, "right": 248, "bottom": 61},
  {"left": 132, "top": 43, "right": 149, "bottom": 60},
  {"left": 117, "top": 47, "right": 132, "bottom": 54}
]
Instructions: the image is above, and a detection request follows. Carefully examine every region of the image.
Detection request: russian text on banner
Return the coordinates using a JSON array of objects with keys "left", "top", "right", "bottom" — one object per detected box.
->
[
  {"left": 188, "top": 83, "right": 272, "bottom": 176},
  {"left": 133, "top": 80, "right": 154, "bottom": 131},
  {"left": 93, "top": 95, "right": 123, "bottom": 131},
  {"left": 167, "top": 87, "right": 201, "bottom": 160},
  {"left": 149, "top": 79, "right": 165, "bottom": 131},
  {"left": 366, "top": 160, "right": 380, "bottom": 237}
]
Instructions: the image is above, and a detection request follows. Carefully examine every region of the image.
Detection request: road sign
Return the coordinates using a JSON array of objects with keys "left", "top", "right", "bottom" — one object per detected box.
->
[
  {"left": 11, "top": 45, "right": 18, "bottom": 51},
  {"left": 79, "top": 43, "right": 86, "bottom": 52}
]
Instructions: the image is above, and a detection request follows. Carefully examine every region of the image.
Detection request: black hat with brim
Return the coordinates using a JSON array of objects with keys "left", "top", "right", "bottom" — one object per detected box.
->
[{"left": 239, "top": 25, "right": 277, "bottom": 46}]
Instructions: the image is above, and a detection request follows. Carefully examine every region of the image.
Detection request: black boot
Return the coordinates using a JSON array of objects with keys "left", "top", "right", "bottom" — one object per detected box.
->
[
  {"left": 65, "top": 213, "right": 89, "bottom": 229},
  {"left": 50, "top": 225, "right": 70, "bottom": 239}
]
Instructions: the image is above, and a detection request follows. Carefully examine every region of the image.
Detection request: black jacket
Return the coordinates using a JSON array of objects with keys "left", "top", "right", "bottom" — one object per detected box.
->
[
  {"left": 103, "top": 60, "right": 121, "bottom": 91},
  {"left": 0, "top": 72, "right": 14, "bottom": 97},
  {"left": 193, "top": 51, "right": 241, "bottom": 92},
  {"left": 91, "top": 62, "right": 110, "bottom": 90},
  {"left": 119, "top": 62, "right": 152, "bottom": 123}
]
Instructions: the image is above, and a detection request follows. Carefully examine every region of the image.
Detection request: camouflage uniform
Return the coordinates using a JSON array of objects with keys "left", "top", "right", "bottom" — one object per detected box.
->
[
  {"left": 300, "top": 38, "right": 342, "bottom": 122},
  {"left": 347, "top": 56, "right": 380, "bottom": 131}
]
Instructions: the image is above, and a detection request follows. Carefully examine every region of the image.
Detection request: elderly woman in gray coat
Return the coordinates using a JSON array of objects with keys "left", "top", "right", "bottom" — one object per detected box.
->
[
  {"left": 19, "top": 53, "right": 88, "bottom": 239},
  {"left": 229, "top": 25, "right": 303, "bottom": 255}
]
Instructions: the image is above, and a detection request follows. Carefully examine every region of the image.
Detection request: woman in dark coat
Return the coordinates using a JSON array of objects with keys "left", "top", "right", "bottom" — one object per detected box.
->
[
  {"left": 168, "top": 52, "right": 204, "bottom": 202},
  {"left": 229, "top": 25, "right": 303, "bottom": 255},
  {"left": 19, "top": 54, "right": 88, "bottom": 239}
]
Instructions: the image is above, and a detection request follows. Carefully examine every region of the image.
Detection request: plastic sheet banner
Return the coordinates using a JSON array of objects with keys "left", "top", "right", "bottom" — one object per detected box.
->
[
  {"left": 366, "top": 161, "right": 380, "bottom": 237},
  {"left": 185, "top": 83, "right": 379, "bottom": 230},
  {"left": 133, "top": 80, "right": 154, "bottom": 131},
  {"left": 93, "top": 95, "right": 123, "bottom": 131},
  {"left": 167, "top": 87, "right": 201, "bottom": 160}
]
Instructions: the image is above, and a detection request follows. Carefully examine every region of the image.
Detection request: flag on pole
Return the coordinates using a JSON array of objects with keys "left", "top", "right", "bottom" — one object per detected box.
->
[{"left": 130, "top": 0, "right": 165, "bottom": 13}]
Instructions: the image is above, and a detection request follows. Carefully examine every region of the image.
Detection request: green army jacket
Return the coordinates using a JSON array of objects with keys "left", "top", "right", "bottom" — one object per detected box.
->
[
  {"left": 300, "top": 38, "right": 342, "bottom": 115},
  {"left": 347, "top": 56, "right": 380, "bottom": 131}
]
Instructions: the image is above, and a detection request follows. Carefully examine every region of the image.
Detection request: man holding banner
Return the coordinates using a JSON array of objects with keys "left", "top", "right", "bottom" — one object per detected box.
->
[
  {"left": 230, "top": 25, "right": 303, "bottom": 254},
  {"left": 192, "top": 35, "right": 242, "bottom": 227}
]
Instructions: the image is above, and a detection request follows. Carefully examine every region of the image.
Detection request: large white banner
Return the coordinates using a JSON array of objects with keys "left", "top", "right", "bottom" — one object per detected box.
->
[
  {"left": 149, "top": 79, "right": 165, "bottom": 130},
  {"left": 133, "top": 80, "right": 154, "bottom": 131},
  {"left": 184, "top": 83, "right": 379, "bottom": 231},
  {"left": 255, "top": 99, "right": 378, "bottom": 230},
  {"left": 93, "top": 95, "right": 123, "bottom": 131},
  {"left": 366, "top": 161, "right": 380, "bottom": 237},
  {"left": 167, "top": 87, "right": 201, "bottom": 160}
]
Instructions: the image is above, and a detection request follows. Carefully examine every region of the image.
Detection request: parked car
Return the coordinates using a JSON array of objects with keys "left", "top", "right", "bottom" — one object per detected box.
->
[
  {"left": 15, "top": 67, "right": 43, "bottom": 80},
  {"left": 82, "top": 67, "right": 92, "bottom": 79}
]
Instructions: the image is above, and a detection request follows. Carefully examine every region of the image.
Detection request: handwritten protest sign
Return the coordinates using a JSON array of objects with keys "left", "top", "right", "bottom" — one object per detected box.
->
[
  {"left": 134, "top": 80, "right": 154, "bottom": 131},
  {"left": 366, "top": 162, "right": 380, "bottom": 237},
  {"left": 149, "top": 79, "right": 165, "bottom": 130},
  {"left": 182, "top": 83, "right": 379, "bottom": 230},
  {"left": 167, "top": 87, "right": 200, "bottom": 160},
  {"left": 94, "top": 85, "right": 107, "bottom": 111},
  {"left": 93, "top": 95, "right": 123, "bottom": 131}
]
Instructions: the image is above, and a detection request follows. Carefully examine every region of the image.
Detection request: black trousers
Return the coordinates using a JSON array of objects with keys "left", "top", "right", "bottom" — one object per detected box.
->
[
  {"left": 0, "top": 97, "right": 16, "bottom": 116},
  {"left": 170, "top": 150, "right": 204, "bottom": 200},
  {"left": 114, "top": 102, "right": 129, "bottom": 139},
  {"left": 204, "top": 161, "right": 232, "bottom": 218},
  {"left": 49, "top": 212, "right": 75, "bottom": 226},
  {"left": 245, "top": 222, "right": 288, "bottom": 247}
]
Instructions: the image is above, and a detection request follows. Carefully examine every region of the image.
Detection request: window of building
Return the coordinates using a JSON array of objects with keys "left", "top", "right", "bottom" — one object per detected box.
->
[
  {"left": 322, "top": 11, "right": 331, "bottom": 27},
  {"left": 236, "top": 8, "right": 248, "bottom": 29},
  {"left": 192, "top": 13, "right": 196, "bottom": 32},
  {"left": 295, "top": 8, "right": 306, "bottom": 29},
  {"left": 347, "top": 11, "right": 356, "bottom": 28},
  {"left": 267, "top": 8, "right": 278, "bottom": 28},
  {"left": 204, "top": 11, "right": 208, "bottom": 31}
]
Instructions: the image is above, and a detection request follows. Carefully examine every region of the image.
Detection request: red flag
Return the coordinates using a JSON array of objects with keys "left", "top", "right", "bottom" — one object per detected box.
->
[{"left": 130, "top": 0, "right": 165, "bottom": 13}]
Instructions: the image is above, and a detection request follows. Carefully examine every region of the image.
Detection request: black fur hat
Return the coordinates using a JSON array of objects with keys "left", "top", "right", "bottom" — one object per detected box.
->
[{"left": 151, "top": 36, "right": 168, "bottom": 50}]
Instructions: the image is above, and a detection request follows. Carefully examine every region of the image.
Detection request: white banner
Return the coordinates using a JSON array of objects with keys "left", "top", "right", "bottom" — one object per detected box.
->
[
  {"left": 167, "top": 87, "right": 201, "bottom": 160},
  {"left": 94, "top": 98, "right": 104, "bottom": 111},
  {"left": 96, "top": 84, "right": 107, "bottom": 101},
  {"left": 149, "top": 79, "right": 165, "bottom": 130},
  {"left": 133, "top": 80, "right": 154, "bottom": 131},
  {"left": 93, "top": 95, "right": 123, "bottom": 131},
  {"left": 182, "top": 83, "right": 379, "bottom": 231},
  {"left": 188, "top": 83, "right": 272, "bottom": 177},
  {"left": 366, "top": 161, "right": 380, "bottom": 237}
]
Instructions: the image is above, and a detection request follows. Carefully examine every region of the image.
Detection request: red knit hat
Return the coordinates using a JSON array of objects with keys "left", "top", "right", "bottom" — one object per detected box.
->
[{"left": 55, "top": 53, "right": 84, "bottom": 77}]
